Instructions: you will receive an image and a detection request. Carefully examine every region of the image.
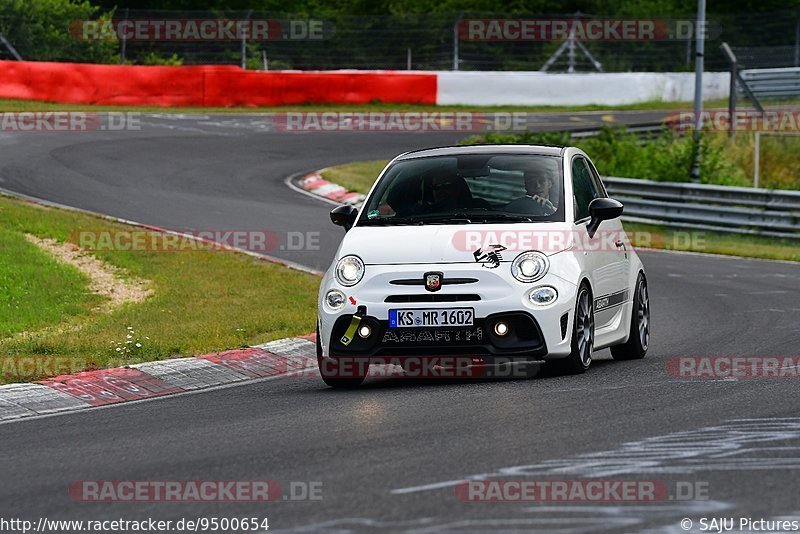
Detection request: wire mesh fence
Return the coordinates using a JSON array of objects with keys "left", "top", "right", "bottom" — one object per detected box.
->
[{"left": 1, "top": 9, "right": 799, "bottom": 71}]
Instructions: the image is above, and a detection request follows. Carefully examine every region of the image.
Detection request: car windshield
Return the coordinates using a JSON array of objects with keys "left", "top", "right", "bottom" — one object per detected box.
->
[{"left": 357, "top": 153, "right": 565, "bottom": 226}]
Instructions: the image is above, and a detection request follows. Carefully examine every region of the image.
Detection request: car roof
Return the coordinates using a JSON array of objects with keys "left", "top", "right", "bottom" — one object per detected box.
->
[{"left": 395, "top": 144, "right": 566, "bottom": 160}]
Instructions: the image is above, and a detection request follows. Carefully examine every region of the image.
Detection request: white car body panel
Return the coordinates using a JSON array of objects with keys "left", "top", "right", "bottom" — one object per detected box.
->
[{"left": 317, "top": 145, "right": 646, "bottom": 362}]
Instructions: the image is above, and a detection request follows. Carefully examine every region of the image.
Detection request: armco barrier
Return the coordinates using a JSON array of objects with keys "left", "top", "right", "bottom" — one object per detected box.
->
[
  {"left": 0, "top": 60, "right": 437, "bottom": 107},
  {"left": 472, "top": 174, "right": 799, "bottom": 239},
  {"left": 604, "top": 176, "right": 800, "bottom": 239}
]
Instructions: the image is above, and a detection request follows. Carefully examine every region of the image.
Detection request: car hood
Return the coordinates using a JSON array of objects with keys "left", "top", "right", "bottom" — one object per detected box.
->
[{"left": 340, "top": 222, "right": 576, "bottom": 265}]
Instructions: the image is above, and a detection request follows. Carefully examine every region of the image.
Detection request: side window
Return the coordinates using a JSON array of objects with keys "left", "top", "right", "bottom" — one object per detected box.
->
[
  {"left": 585, "top": 159, "right": 608, "bottom": 198},
  {"left": 572, "top": 157, "right": 600, "bottom": 221}
]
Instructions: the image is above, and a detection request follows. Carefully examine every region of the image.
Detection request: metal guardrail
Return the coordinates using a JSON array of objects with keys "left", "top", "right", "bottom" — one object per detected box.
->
[
  {"left": 570, "top": 122, "right": 668, "bottom": 139},
  {"left": 604, "top": 176, "right": 800, "bottom": 239},
  {"left": 739, "top": 67, "right": 800, "bottom": 100},
  {"left": 471, "top": 174, "right": 799, "bottom": 239}
]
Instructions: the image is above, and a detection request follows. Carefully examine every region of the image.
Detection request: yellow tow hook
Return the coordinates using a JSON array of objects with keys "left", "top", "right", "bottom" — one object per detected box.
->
[{"left": 340, "top": 309, "right": 366, "bottom": 346}]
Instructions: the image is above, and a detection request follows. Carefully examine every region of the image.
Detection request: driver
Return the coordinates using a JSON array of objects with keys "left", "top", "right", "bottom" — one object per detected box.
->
[{"left": 504, "top": 170, "right": 557, "bottom": 214}]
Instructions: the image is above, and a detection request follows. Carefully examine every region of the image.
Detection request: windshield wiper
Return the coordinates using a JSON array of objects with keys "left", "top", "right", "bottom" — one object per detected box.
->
[
  {"left": 359, "top": 215, "right": 473, "bottom": 226},
  {"left": 410, "top": 215, "right": 473, "bottom": 224},
  {"left": 358, "top": 213, "right": 540, "bottom": 226},
  {"left": 466, "top": 213, "right": 537, "bottom": 222},
  {"left": 359, "top": 216, "right": 430, "bottom": 226}
]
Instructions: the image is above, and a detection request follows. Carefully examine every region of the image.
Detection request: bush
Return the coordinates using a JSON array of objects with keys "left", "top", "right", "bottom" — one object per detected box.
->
[
  {"left": 462, "top": 126, "right": 772, "bottom": 188},
  {"left": 0, "top": 0, "right": 118, "bottom": 63},
  {"left": 135, "top": 52, "right": 183, "bottom": 66}
]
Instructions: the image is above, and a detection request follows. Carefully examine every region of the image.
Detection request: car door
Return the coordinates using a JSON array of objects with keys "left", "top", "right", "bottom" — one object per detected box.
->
[
  {"left": 586, "top": 157, "right": 631, "bottom": 302},
  {"left": 571, "top": 156, "right": 628, "bottom": 331}
]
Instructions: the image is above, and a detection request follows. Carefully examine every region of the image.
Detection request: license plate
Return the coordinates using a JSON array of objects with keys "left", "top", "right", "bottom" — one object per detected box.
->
[{"left": 389, "top": 308, "right": 474, "bottom": 328}]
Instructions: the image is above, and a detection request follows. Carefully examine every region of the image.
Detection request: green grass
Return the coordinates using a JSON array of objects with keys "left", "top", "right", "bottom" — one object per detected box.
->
[
  {"left": 0, "top": 97, "right": 732, "bottom": 114},
  {"left": 0, "top": 228, "right": 100, "bottom": 338},
  {"left": 0, "top": 195, "right": 320, "bottom": 383},
  {"left": 322, "top": 160, "right": 388, "bottom": 194},
  {"left": 322, "top": 160, "right": 800, "bottom": 263},
  {"left": 722, "top": 134, "right": 800, "bottom": 190},
  {"left": 624, "top": 222, "right": 800, "bottom": 262}
]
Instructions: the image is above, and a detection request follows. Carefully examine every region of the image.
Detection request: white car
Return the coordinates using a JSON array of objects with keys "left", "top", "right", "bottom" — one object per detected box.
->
[{"left": 316, "top": 145, "right": 650, "bottom": 387}]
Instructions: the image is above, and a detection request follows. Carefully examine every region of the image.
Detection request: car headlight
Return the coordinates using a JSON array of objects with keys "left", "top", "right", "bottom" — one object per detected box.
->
[
  {"left": 511, "top": 251, "right": 549, "bottom": 283},
  {"left": 325, "top": 289, "right": 346, "bottom": 311},
  {"left": 335, "top": 255, "right": 364, "bottom": 286}
]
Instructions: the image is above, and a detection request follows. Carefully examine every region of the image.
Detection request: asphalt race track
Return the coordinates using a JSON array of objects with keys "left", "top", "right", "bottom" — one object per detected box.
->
[{"left": 1, "top": 110, "right": 800, "bottom": 533}]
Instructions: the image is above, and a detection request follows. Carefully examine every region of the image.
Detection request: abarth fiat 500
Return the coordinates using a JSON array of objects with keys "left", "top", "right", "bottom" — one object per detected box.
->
[{"left": 317, "top": 145, "right": 650, "bottom": 387}]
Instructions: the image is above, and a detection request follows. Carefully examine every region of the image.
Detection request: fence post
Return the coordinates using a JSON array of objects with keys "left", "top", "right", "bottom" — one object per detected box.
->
[
  {"left": 753, "top": 132, "right": 760, "bottom": 188},
  {"left": 795, "top": 15, "right": 799, "bottom": 67},
  {"left": 241, "top": 10, "right": 252, "bottom": 69},
  {"left": 119, "top": 8, "right": 129, "bottom": 64},
  {"left": 407, "top": 47, "right": 411, "bottom": 70},
  {"left": 453, "top": 13, "right": 462, "bottom": 71},
  {"left": 690, "top": 0, "right": 707, "bottom": 182},
  {"left": 720, "top": 43, "right": 737, "bottom": 138}
]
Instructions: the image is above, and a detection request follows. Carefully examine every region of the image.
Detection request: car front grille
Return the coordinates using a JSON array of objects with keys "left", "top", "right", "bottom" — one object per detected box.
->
[{"left": 384, "top": 294, "right": 481, "bottom": 303}]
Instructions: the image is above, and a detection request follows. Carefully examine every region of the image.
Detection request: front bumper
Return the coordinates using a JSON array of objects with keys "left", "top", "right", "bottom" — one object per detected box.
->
[
  {"left": 318, "top": 261, "right": 578, "bottom": 361},
  {"left": 328, "top": 311, "right": 547, "bottom": 360}
]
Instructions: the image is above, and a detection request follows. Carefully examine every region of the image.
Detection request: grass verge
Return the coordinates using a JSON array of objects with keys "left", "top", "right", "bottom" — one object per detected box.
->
[
  {"left": 321, "top": 160, "right": 800, "bottom": 263},
  {"left": 0, "top": 228, "right": 100, "bottom": 339},
  {"left": 0, "top": 194, "right": 319, "bottom": 383},
  {"left": 322, "top": 160, "right": 388, "bottom": 194}
]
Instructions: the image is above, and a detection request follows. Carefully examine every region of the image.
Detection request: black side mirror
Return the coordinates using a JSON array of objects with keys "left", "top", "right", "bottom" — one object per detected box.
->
[
  {"left": 330, "top": 205, "right": 359, "bottom": 231},
  {"left": 587, "top": 198, "right": 624, "bottom": 238}
]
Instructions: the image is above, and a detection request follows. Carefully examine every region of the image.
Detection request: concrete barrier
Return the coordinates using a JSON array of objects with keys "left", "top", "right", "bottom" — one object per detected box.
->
[
  {"left": 0, "top": 60, "right": 729, "bottom": 107},
  {"left": 436, "top": 71, "right": 730, "bottom": 106}
]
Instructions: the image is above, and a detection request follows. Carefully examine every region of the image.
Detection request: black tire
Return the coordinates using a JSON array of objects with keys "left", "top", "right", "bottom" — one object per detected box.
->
[
  {"left": 611, "top": 273, "right": 650, "bottom": 361},
  {"left": 316, "top": 324, "right": 367, "bottom": 388},
  {"left": 553, "top": 283, "right": 594, "bottom": 375}
]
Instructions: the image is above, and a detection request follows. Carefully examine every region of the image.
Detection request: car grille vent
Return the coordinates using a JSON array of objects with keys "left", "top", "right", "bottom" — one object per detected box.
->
[
  {"left": 384, "top": 294, "right": 481, "bottom": 303},
  {"left": 389, "top": 278, "right": 478, "bottom": 286},
  {"left": 560, "top": 312, "right": 569, "bottom": 340}
]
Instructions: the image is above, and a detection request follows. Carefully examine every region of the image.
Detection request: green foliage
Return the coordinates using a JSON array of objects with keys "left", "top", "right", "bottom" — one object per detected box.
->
[
  {"left": 463, "top": 126, "right": 773, "bottom": 187},
  {"left": 136, "top": 52, "right": 184, "bottom": 66},
  {"left": 0, "top": 0, "right": 118, "bottom": 63}
]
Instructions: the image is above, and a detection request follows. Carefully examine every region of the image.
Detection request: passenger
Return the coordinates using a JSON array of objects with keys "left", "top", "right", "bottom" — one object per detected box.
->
[{"left": 425, "top": 174, "right": 491, "bottom": 212}]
